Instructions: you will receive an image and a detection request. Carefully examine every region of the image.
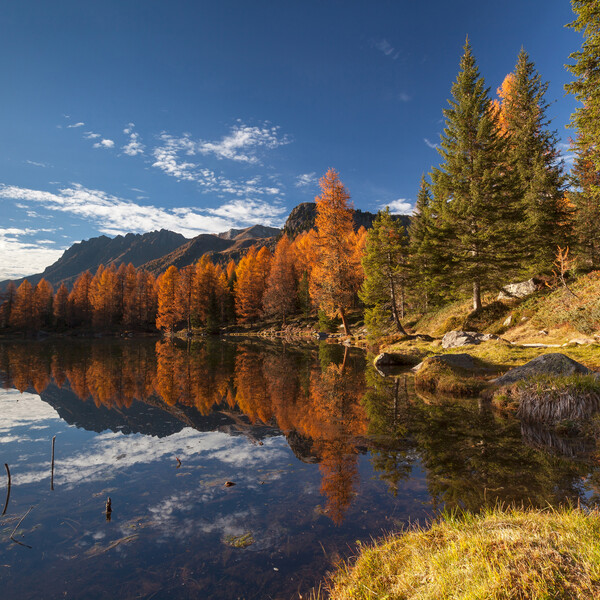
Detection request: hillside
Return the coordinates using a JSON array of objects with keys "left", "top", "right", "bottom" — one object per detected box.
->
[{"left": 5, "top": 229, "right": 188, "bottom": 290}]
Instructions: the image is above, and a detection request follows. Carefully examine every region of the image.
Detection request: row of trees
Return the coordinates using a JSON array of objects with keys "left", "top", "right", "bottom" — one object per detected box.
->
[{"left": 0, "top": 183, "right": 367, "bottom": 335}]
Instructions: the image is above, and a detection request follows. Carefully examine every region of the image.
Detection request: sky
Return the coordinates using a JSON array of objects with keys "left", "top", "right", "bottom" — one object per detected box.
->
[{"left": 0, "top": 0, "right": 583, "bottom": 280}]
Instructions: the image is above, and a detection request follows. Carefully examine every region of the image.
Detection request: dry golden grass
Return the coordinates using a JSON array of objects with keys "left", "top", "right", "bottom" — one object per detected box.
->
[{"left": 315, "top": 506, "right": 600, "bottom": 600}]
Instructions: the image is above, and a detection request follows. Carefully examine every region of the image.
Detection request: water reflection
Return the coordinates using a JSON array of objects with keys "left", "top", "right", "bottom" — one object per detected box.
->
[{"left": 1, "top": 339, "right": 600, "bottom": 599}]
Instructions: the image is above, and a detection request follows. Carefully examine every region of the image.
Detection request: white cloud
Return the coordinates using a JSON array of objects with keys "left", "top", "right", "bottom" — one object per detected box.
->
[
  {"left": 558, "top": 142, "right": 575, "bottom": 170},
  {"left": 93, "top": 139, "right": 115, "bottom": 149},
  {"left": 424, "top": 137, "right": 439, "bottom": 150},
  {"left": 25, "top": 160, "right": 50, "bottom": 168},
  {"left": 295, "top": 172, "right": 317, "bottom": 188},
  {"left": 0, "top": 183, "right": 286, "bottom": 242},
  {"left": 379, "top": 199, "right": 413, "bottom": 215},
  {"left": 197, "top": 123, "right": 290, "bottom": 164},
  {"left": 67, "top": 122, "right": 85, "bottom": 128},
  {"left": 375, "top": 38, "right": 400, "bottom": 60},
  {"left": 84, "top": 132, "right": 101, "bottom": 139},
  {"left": 122, "top": 123, "right": 145, "bottom": 156},
  {"left": 0, "top": 227, "right": 64, "bottom": 280}
]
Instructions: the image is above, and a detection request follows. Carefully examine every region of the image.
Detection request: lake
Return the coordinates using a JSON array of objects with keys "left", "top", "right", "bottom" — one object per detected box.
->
[{"left": 1, "top": 338, "right": 599, "bottom": 599}]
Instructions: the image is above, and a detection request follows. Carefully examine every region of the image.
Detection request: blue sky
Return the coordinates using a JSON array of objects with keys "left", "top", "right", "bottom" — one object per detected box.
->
[{"left": 0, "top": 0, "right": 582, "bottom": 279}]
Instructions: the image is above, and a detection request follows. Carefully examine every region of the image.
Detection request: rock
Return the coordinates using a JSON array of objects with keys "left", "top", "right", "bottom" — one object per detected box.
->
[
  {"left": 538, "top": 330, "right": 549, "bottom": 336},
  {"left": 413, "top": 353, "right": 482, "bottom": 373},
  {"left": 503, "top": 315, "right": 513, "bottom": 327},
  {"left": 494, "top": 353, "right": 591, "bottom": 386},
  {"left": 373, "top": 352, "right": 420, "bottom": 373},
  {"left": 314, "top": 332, "right": 328, "bottom": 340},
  {"left": 441, "top": 330, "right": 503, "bottom": 349},
  {"left": 568, "top": 338, "right": 597, "bottom": 345},
  {"left": 497, "top": 278, "right": 539, "bottom": 300}
]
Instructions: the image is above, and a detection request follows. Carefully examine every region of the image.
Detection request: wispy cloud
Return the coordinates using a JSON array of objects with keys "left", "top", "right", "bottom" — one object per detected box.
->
[
  {"left": 197, "top": 123, "right": 290, "bottom": 164},
  {"left": 295, "top": 172, "right": 317, "bottom": 188},
  {"left": 558, "top": 142, "right": 575, "bottom": 170},
  {"left": 379, "top": 198, "right": 413, "bottom": 215},
  {"left": 93, "top": 138, "right": 115, "bottom": 149},
  {"left": 398, "top": 92, "right": 411, "bottom": 102},
  {"left": 0, "top": 183, "right": 286, "bottom": 240},
  {"left": 424, "top": 137, "right": 439, "bottom": 150},
  {"left": 25, "top": 160, "right": 50, "bottom": 168},
  {"left": 151, "top": 132, "right": 284, "bottom": 196},
  {"left": 374, "top": 38, "right": 400, "bottom": 60},
  {"left": 122, "top": 123, "right": 145, "bottom": 156},
  {"left": 66, "top": 122, "right": 85, "bottom": 128},
  {"left": 84, "top": 132, "right": 101, "bottom": 139},
  {"left": 0, "top": 227, "right": 64, "bottom": 280}
]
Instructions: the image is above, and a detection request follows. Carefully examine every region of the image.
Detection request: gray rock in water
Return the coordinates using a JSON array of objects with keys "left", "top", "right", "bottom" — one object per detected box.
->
[
  {"left": 497, "top": 278, "right": 539, "bottom": 300},
  {"left": 442, "top": 330, "right": 503, "bottom": 349},
  {"left": 374, "top": 352, "right": 419, "bottom": 369},
  {"left": 494, "top": 353, "right": 591, "bottom": 386}
]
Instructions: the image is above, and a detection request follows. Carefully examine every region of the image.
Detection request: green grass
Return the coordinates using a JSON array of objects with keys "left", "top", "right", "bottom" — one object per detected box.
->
[
  {"left": 223, "top": 532, "right": 255, "bottom": 548},
  {"left": 491, "top": 374, "right": 600, "bottom": 423},
  {"left": 414, "top": 356, "right": 491, "bottom": 396},
  {"left": 315, "top": 506, "right": 600, "bottom": 600}
]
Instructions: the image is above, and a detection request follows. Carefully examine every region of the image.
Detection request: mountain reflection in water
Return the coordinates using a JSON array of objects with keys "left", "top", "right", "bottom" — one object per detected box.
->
[{"left": 1, "top": 338, "right": 600, "bottom": 599}]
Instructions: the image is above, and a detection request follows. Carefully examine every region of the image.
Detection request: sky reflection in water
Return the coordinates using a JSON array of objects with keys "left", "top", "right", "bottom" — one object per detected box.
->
[{"left": 0, "top": 338, "right": 599, "bottom": 599}]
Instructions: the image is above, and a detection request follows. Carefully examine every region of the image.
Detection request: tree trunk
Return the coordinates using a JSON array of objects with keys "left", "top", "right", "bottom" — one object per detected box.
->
[
  {"left": 473, "top": 279, "right": 482, "bottom": 311},
  {"left": 389, "top": 278, "right": 407, "bottom": 335},
  {"left": 339, "top": 307, "right": 351, "bottom": 336}
]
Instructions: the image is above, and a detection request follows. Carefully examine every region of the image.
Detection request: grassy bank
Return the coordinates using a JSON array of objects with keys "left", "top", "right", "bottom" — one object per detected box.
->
[{"left": 317, "top": 506, "right": 600, "bottom": 600}]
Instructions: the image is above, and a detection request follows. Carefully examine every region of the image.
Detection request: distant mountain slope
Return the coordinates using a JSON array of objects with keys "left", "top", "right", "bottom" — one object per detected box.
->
[
  {"left": 3, "top": 229, "right": 188, "bottom": 290},
  {"left": 283, "top": 202, "right": 411, "bottom": 238},
  {"left": 1, "top": 203, "right": 412, "bottom": 290}
]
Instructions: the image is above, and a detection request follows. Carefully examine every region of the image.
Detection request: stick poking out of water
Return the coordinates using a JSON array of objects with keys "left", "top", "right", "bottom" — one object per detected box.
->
[
  {"left": 10, "top": 506, "right": 34, "bottom": 549},
  {"left": 51, "top": 436, "right": 56, "bottom": 491},
  {"left": 1, "top": 464, "right": 10, "bottom": 516}
]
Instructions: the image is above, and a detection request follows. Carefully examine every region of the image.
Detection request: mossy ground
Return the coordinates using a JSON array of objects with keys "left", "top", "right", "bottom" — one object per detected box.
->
[{"left": 315, "top": 506, "right": 600, "bottom": 600}]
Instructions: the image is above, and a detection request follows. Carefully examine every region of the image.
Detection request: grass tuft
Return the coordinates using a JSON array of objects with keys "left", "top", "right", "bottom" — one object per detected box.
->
[{"left": 315, "top": 506, "right": 600, "bottom": 600}]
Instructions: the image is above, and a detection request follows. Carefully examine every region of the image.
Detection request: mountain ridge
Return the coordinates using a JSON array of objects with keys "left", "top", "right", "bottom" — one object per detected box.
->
[{"left": 2, "top": 203, "right": 411, "bottom": 289}]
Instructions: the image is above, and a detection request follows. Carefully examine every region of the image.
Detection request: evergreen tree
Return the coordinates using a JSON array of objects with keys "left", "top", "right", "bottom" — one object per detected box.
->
[
  {"left": 432, "top": 40, "right": 517, "bottom": 311},
  {"left": 359, "top": 208, "right": 409, "bottom": 336},
  {"left": 408, "top": 175, "right": 450, "bottom": 309},
  {"left": 501, "top": 49, "right": 567, "bottom": 273},
  {"left": 565, "top": 1, "right": 600, "bottom": 269},
  {"left": 569, "top": 141, "right": 600, "bottom": 269}
]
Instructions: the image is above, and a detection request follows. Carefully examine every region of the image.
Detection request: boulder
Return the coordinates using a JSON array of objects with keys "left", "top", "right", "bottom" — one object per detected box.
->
[
  {"left": 441, "top": 330, "right": 503, "bottom": 349},
  {"left": 413, "top": 353, "right": 482, "bottom": 373},
  {"left": 494, "top": 353, "right": 591, "bottom": 386},
  {"left": 374, "top": 352, "right": 419, "bottom": 369},
  {"left": 497, "top": 278, "right": 539, "bottom": 301}
]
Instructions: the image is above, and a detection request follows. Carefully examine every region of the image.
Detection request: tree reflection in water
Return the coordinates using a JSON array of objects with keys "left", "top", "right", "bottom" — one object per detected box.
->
[{"left": 1, "top": 339, "right": 599, "bottom": 523}]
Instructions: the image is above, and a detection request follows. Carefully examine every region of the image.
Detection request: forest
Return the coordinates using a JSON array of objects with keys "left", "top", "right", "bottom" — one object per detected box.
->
[{"left": 1, "top": 20, "right": 599, "bottom": 342}]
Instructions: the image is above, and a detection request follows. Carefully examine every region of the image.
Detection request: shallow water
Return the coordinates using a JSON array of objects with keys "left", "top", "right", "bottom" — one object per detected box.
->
[{"left": 0, "top": 338, "right": 599, "bottom": 599}]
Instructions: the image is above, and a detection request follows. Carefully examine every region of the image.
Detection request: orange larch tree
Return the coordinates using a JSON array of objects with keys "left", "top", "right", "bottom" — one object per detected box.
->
[
  {"left": 68, "top": 270, "right": 93, "bottom": 326},
  {"left": 309, "top": 169, "right": 362, "bottom": 335},
  {"left": 53, "top": 283, "right": 69, "bottom": 327},
  {"left": 33, "top": 278, "right": 54, "bottom": 328},
  {"left": 263, "top": 234, "right": 296, "bottom": 324},
  {"left": 9, "top": 280, "right": 35, "bottom": 329},
  {"left": 156, "top": 265, "right": 182, "bottom": 333}
]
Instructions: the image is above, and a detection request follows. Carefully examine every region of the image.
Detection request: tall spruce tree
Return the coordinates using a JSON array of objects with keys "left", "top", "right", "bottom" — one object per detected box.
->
[
  {"left": 432, "top": 40, "right": 517, "bottom": 311},
  {"left": 565, "top": 1, "right": 600, "bottom": 269},
  {"left": 359, "top": 208, "right": 409, "bottom": 337},
  {"left": 501, "top": 50, "right": 567, "bottom": 273},
  {"left": 408, "top": 175, "right": 451, "bottom": 310}
]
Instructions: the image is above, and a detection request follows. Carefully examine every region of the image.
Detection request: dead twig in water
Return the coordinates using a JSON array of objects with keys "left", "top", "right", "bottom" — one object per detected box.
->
[
  {"left": 2, "top": 464, "right": 10, "bottom": 516},
  {"left": 51, "top": 436, "right": 56, "bottom": 491},
  {"left": 10, "top": 506, "right": 34, "bottom": 549}
]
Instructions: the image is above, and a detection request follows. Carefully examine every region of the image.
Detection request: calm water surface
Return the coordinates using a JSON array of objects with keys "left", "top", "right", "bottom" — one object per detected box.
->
[{"left": 1, "top": 338, "right": 599, "bottom": 599}]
